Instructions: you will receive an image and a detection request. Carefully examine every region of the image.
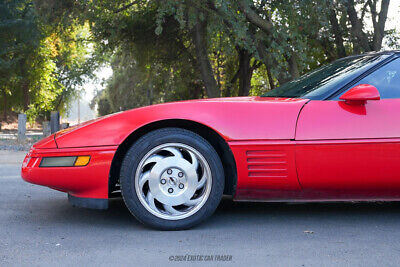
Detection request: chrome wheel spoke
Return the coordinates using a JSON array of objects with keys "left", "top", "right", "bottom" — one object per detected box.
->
[
  {"left": 188, "top": 151, "right": 199, "bottom": 170},
  {"left": 163, "top": 204, "right": 185, "bottom": 215},
  {"left": 139, "top": 171, "right": 150, "bottom": 188},
  {"left": 184, "top": 197, "right": 201, "bottom": 206},
  {"left": 197, "top": 173, "right": 206, "bottom": 190},
  {"left": 146, "top": 191, "right": 157, "bottom": 211},
  {"left": 143, "top": 155, "right": 163, "bottom": 166},
  {"left": 163, "top": 147, "right": 183, "bottom": 158}
]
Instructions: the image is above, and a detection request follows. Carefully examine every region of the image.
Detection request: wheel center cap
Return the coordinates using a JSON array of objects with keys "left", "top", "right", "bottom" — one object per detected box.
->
[{"left": 147, "top": 157, "right": 198, "bottom": 206}]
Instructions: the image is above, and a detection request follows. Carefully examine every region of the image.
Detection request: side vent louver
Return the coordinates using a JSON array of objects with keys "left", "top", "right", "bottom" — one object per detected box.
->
[{"left": 246, "top": 150, "right": 288, "bottom": 178}]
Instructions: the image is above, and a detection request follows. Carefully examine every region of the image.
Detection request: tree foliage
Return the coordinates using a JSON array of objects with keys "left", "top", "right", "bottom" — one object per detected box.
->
[
  {"left": 0, "top": 0, "right": 94, "bottom": 122},
  {"left": 1, "top": 0, "right": 398, "bottom": 120},
  {"left": 85, "top": 0, "right": 397, "bottom": 115}
]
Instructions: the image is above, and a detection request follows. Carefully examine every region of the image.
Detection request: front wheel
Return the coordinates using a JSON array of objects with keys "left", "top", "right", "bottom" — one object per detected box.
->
[{"left": 120, "top": 128, "right": 224, "bottom": 230}]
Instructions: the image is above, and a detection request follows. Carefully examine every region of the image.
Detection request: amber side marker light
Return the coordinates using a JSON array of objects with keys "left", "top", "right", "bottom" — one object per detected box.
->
[{"left": 40, "top": 156, "right": 91, "bottom": 167}]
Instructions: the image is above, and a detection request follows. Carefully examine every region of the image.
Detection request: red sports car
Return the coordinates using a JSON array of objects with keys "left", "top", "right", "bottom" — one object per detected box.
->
[{"left": 22, "top": 51, "right": 400, "bottom": 230}]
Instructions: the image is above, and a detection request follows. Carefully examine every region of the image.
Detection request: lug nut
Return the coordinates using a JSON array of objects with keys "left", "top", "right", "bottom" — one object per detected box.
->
[
  {"left": 168, "top": 188, "right": 174, "bottom": 193},
  {"left": 167, "top": 169, "right": 172, "bottom": 175},
  {"left": 178, "top": 172, "right": 184, "bottom": 177},
  {"left": 160, "top": 179, "right": 166, "bottom": 184},
  {"left": 179, "top": 183, "right": 184, "bottom": 189}
]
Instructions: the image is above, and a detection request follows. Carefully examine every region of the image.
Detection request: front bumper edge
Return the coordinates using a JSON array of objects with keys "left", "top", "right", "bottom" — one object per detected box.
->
[{"left": 68, "top": 194, "right": 109, "bottom": 210}]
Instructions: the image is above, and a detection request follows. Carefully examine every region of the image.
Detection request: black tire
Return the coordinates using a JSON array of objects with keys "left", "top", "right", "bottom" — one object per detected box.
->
[{"left": 120, "top": 127, "right": 224, "bottom": 230}]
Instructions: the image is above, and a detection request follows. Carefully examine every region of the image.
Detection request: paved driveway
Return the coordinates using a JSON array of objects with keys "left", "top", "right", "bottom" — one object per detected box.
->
[{"left": 1, "top": 150, "right": 400, "bottom": 266}]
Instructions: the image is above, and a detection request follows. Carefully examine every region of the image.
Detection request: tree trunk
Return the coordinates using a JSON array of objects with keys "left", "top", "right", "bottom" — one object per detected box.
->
[
  {"left": 238, "top": 0, "right": 273, "bottom": 35},
  {"left": 147, "top": 80, "right": 153, "bottom": 105},
  {"left": 287, "top": 52, "right": 300, "bottom": 80},
  {"left": 238, "top": 49, "right": 252, "bottom": 96},
  {"left": 190, "top": 81, "right": 203, "bottom": 99},
  {"left": 147, "top": 67, "right": 153, "bottom": 105},
  {"left": 225, "top": 69, "right": 240, "bottom": 97},
  {"left": 320, "top": 37, "right": 338, "bottom": 62},
  {"left": 22, "top": 80, "right": 29, "bottom": 111},
  {"left": 329, "top": 8, "right": 346, "bottom": 58},
  {"left": 372, "top": 0, "right": 390, "bottom": 51},
  {"left": 192, "top": 14, "right": 219, "bottom": 98},
  {"left": 265, "top": 65, "right": 275, "bottom": 90},
  {"left": 277, "top": 73, "right": 291, "bottom": 86},
  {"left": 2, "top": 89, "right": 7, "bottom": 122},
  {"left": 20, "top": 61, "right": 30, "bottom": 111},
  {"left": 346, "top": 0, "right": 371, "bottom": 52}
]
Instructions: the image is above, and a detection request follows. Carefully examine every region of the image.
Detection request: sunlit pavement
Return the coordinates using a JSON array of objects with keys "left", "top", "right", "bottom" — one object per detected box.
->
[{"left": 1, "top": 150, "right": 400, "bottom": 266}]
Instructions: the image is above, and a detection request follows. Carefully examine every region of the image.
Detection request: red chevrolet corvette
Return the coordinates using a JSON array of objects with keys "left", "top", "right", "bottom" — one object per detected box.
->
[{"left": 22, "top": 51, "right": 400, "bottom": 229}]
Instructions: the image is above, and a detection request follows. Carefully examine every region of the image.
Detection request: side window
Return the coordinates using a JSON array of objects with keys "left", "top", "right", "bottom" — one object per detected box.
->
[{"left": 340, "top": 58, "right": 400, "bottom": 99}]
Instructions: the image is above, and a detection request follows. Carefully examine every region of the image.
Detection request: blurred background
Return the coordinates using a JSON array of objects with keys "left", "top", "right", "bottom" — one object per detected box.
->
[{"left": 0, "top": 0, "right": 399, "bottom": 133}]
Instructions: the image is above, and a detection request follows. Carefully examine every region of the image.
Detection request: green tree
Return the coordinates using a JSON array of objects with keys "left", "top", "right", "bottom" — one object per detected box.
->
[
  {"left": 86, "top": 0, "right": 396, "bottom": 114},
  {"left": 3, "top": 0, "right": 397, "bottom": 120},
  {"left": 0, "top": 0, "right": 95, "bottom": 122},
  {"left": 0, "top": 0, "right": 41, "bottom": 120}
]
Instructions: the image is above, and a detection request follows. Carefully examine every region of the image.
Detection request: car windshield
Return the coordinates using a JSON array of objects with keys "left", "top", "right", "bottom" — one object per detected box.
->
[{"left": 262, "top": 54, "right": 390, "bottom": 99}]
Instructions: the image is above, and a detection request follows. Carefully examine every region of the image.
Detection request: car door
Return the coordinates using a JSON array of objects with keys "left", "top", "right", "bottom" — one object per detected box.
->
[{"left": 295, "top": 57, "right": 400, "bottom": 199}]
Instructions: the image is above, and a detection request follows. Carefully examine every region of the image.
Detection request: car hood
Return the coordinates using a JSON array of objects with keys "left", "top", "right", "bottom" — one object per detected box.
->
[{"left": 46, "top": 96, "right": 309, "bottom": 149}]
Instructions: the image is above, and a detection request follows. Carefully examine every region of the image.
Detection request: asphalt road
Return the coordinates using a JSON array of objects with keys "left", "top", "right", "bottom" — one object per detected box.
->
[{"left": 2, "top": 150, "right": 400, "bottom": 266}]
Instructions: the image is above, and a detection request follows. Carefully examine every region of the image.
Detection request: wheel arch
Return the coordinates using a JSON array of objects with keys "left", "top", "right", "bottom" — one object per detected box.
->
[{"left": 108, "top": 119, "right": 237, "bottom": 197}]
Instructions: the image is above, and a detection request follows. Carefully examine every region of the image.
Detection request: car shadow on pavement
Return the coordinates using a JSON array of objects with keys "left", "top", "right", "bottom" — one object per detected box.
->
[{"left": 38, "top": 196, "right": 400, "bottom": 231}]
